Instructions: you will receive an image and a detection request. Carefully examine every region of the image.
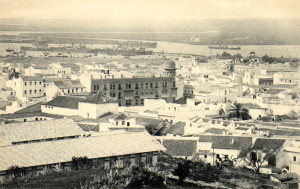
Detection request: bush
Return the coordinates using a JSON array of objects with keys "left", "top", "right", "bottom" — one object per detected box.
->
[
  {"left": 71, "top": 156, "right": 92, "bottom": 170},
  {"left": 6, "top": 165, "right": 26, "bottom": 180},
  {"left": 188, "top": 161, "right": 222, "bottom": 182},
  {"left": 173, "top": 160, "right": 191, "bottom": 183}
]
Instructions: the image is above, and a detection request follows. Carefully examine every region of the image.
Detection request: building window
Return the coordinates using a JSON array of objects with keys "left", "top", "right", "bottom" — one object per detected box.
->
[
  {"left": 150, "top": 83, "right": 153, "bottom": 88},
  {"left": 127, "top": 122, "right": 130, "bottom": 126},
  {"left": 135, "top": 83, "right": 139, "bottom": 89},
  {"left": 35, "top": 118, "right": 38, "bottom": 121},
  {"left": 24, "top": 119, "right": 26, "bottom": 122},
  {"left": 155, "top": 82, "right": 158, "bottom": 88},
  {"left": 34, "top": 82, "right": 37, "bottom": 85},
  {"left": 24, "top": 90, "right": 27, "bottom": 95},
  {"left": 126, "top": 100, "right": 131, "bottom": 106},
  {"left": 104, "top": 85, "right": 107, "bottom": 90},
  {"left": 135, "top": 99, "right": 139, "bottom": 105},
  {"left": 118, "top": 84, "right": 122, "bottom": 90},
  {"left": 173, "top": 81, "right": 176, "bottom": 88},
  {"left": 122, "top": 121, "right": 125, "bottom": 125},
  {"left": 34, "top": 90, "right": 37, "bottom": 94},
  {"left": 30, "top": 82, "right": 32, "bottom": 85},
  {"left": 24, "top": 82, "right": 27, "bottom": 86},
  {"left": 141, "top": 83, "right": 144, "bottom": 89},
  {"left": 294, "top": 156, "right": 297, "bottom": 162},
  {"left": 29, "top": 90, "right": 32, "bottom": 94},
  {"left": 204, "top": 155, "right": 207, "bottom": 158},
  {"left": 145, "top": 83, "right": 148, "bottom": 88},
  {"left": 40, "top": 81, "right": 42, "bottom": 85}
]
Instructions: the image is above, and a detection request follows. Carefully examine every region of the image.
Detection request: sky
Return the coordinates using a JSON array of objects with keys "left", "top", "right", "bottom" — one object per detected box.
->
[{"left": 0, "top": 0, "right": 299, "bottom": 21}]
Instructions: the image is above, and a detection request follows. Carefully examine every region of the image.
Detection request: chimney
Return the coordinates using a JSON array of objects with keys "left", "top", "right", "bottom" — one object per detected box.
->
[{"left": 231, "top": 138, "right": 235, "bottom": 144}]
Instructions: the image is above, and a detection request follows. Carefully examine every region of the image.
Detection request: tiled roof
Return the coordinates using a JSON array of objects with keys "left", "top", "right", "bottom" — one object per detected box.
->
[
  {"left": 0, "top": 119, "right": 84, "bottom": 146},
  {"left": 0, "top": 112, "right": 63, "bottom": 119},
  {"left": 252, "top": 138, "right": 286, "bottom": 152},
  {"left": 162, "top": 139, "right": 197, "bottom": 157},
  {"left": 77, "top": 123, "right": 99, "bottom": 132},
  {"left": 164, "top": 122, "right": 186, "bottom": 136},
  {"left": 198, "top": 135, "right": 252, "bottom": 150},
  {"left": 20, "top": 76, "right": 43, "bottom": 81},
  {"left": 14, "top": 102, "right": 43, "bottom": 114},
  {"left": 43, "top": 96, "right": 86, "bottom": 109},
  {"left": 0, "top": 131, "right": 165, "bottom": 171},
  {"left": 114, "top": 113, "right": 128, "bottom": 120},
  {"left": 204, "top": 128, "right": 227, "bottom": 134},
  {"left": 53, "top": 80, "right": 86, "bottom": 89},
  {"left": 135, "top": 117, "right": 164, "bottom": 127}
]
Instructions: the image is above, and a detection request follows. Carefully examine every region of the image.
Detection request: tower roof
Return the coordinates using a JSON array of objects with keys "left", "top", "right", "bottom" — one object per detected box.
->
[{"left": 164, "top": 60, "right": 176, "bottom": 70}]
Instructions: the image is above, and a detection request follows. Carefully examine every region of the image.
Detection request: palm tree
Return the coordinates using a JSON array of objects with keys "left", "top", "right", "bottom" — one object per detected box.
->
[{"left": 228, "top": 102, "right": 251, "bottom": 120}]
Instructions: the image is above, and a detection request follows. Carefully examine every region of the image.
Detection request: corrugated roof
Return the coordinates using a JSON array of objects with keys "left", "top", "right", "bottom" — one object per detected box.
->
[
  {"left": 163, "top": 139, "right": 197, "bottom": 157},
  {"left": 0, "top": 131, "right": 165, "bottom": 171},
  {"left": 0, "top": 119, "right": 84, "bottom": 146}
]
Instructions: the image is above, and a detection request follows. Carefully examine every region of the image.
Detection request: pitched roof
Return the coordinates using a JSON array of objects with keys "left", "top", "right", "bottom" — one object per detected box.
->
[
  {"left": 53, "top": 80, "right": 86, "bottom": 89},
  {"left": 198, "top": 135, "right": 252, "bottom": 150},
  {"left": 164, "top": 122, "right": 186, "bottom": 136},
  {"left": 162, "top": 139, "right": 197, "bottom": 157},
  {"left": 252, "top": 138, "right": 286, "bottom": 152},
  {"left": 0, "top": 131, "right": 165, "bottom": 171},
  {"left": 0, "top": 112, "right": 63, "bottom": 119},
  {"left": 14, "top": 102, "right": 43, "bottom": 114},
  {"left": 114, "top": 113, "right": 128, "bottom": 120},
  {"left": 43, "top": 96, "right": 86, "bottom": 109},
  {"left": 204, "top": 128, "right": 227, "bottom": 135},
  {"left": 20, "top": 76, "right": 43, "bottom": 81},
  {"left": 0, "top": 119, "right": 84, "bottom": 146}
]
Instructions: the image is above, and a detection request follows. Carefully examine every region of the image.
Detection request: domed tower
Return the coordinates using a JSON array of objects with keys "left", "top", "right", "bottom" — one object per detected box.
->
[{"left": 164, "top": 60, "right": 176, "bottom": 78}]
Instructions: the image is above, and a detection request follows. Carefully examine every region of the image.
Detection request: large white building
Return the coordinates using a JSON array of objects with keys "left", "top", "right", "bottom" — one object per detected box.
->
[{"left": 6, "top": 76, "right": 45, "bottom": 102}]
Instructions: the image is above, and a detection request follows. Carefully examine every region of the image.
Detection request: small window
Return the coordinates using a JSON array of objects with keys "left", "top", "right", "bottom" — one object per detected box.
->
[
  {"left": 122, "top": 121, "right": 125, "bottom": 125},
  {"left": 204, "top": 155, "right": 207, "bottom": 158},
  {"left": 294, "top": 156, "right": 297, "bottom": 162},
  {"left": 39, "top": 81, "right": 42, "bottom": 85},
  {"left": 127, "top": 122, "right": 130, "bottom": 126},
  {"left": 24, "top": 119, "right": 27, "bottom": 122},
  {"left": 24, "top": 82, "right": 27, "bottom": 86},
  {"left": 34, "top": 82, "right": 37, "bottom": 85},
  {"left": 30, "top": 82, "right": 32, "bottom": 85}
]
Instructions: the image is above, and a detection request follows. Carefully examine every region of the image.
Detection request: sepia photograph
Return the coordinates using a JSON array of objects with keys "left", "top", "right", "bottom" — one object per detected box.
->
[{"left": 0, "top": 0, "right": 299, "bottom": 188}]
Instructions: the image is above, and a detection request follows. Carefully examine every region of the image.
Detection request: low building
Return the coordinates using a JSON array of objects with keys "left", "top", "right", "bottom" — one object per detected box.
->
[
  {"left": 42, "top": 93, "right": 118, "bottom": 118},
  {"left": 0, "top": 131, "right": 165, "bottom": 181},
  {"left": 197, "top": 135, "right": 253, "bottom": 166},
  {"left": 276, "top": 141, "right": 300, "bottom": 176},
  {"left": 161, "top": 137, "right": 198, "bottom": 159},
  {"left": 0, "top": 118, "right": 84, "bottom": 146}
]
